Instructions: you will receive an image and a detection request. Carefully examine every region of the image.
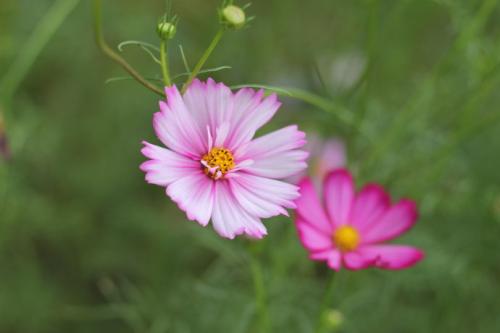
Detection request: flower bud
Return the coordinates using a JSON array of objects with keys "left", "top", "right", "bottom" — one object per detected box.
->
[
  {"left": 221, "top": 5, "right": 246, "bottom": 29},
  {"left": 324, "top": 309, "right": 344, "bottom": 331},
  {"left": 157, "top": 21, "right": 176, "bottom": 40}
]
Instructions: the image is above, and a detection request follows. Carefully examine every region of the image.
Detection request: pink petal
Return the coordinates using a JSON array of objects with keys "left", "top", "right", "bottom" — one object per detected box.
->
[
  {"left": 349, "top": 184, "right": 390, "bottom": 232},
  {"left": 357, "top": 245, "right": 424, "bottom": 270},
  {"left": 295, "top": 178, "right": 333, "bottom": 234},
  {"left": 236, "top": 125, "right": 308, "bottom": 179},
  {"left": 226, "top": 92, "right": 281, "bottom": 149},
  {"left": 229, "top": 174, "right": 297, "bottom": 218},
  {"left": 183, "top": 79, "right": 234, "bottom": 144},
  {"left": 153, "top": 85, "right": 207, "bottom": 157},
  {"left": 309, "top": 249, "right": 342, "bottom": 271},
  {"left": 323, "top": 169, "right": 355, "bottom": 227},
  {"left": 211, "top": 181, "right": 267, "bottom": 239},
  {"left": 166, "top": 173, "right": 215, "bottom": 226},
  {"left": 315, "top": 138, "right": 346, "bottom": 181},
  {"left": 362, "top": 199, "right": 418, "bottom": 243},
  {"left": 295, "top": 217, "right": 333, "bottom": 252},
  {"left": 140, "top": 141, "right": 200, "bottom": 186},
  {"left": 343, "top": 251, "right": 377, "bottom": 270}
]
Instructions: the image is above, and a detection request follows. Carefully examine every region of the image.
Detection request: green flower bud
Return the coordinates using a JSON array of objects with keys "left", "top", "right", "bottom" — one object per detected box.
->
[
  {"left": 221, "top": 5, "right": 246, "bottom": 29},
  {"left": 324, "top": 309, "right": 344, "bottom": 331},
  {"left": 157, "top": 21, "right": 176, "bottom": 40}
]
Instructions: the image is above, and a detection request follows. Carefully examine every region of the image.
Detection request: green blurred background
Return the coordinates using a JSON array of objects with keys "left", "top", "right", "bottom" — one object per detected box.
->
[{"left": 1, "top": 0, "right": 500, "bottom": 332}]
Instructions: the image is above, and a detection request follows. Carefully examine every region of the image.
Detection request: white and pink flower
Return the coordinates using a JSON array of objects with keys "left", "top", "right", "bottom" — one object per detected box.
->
[{"left": 141, "top": 79, "right": 308, "bottom": 239}]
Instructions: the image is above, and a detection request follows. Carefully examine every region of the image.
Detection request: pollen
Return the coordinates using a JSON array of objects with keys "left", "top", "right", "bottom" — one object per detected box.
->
[
  {"left": 202, "top": 147, "right": 235, "bottom": 179},
  {"left": 333, "top": 225, "right": 360, "bottom": 252}
]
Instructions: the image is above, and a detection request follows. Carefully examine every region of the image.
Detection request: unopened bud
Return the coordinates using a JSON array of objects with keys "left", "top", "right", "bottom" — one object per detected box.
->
[
  {"left": 157, "top": 21, "right": 176, "bottom": 40},
  {"left": 324, "top": 309, "right": 344, "bottom": 331},
  {"left": 221, "top": 5, "right": 246, "bottom": 29}
]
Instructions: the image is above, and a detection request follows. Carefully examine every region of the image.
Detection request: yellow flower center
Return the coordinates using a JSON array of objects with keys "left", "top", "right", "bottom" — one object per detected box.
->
[
  {"left": 202, "top": 147, "right": 235, "bottom": 179},
  {"left": 333, "top": 225, "right": 360, "bottom": 252}
]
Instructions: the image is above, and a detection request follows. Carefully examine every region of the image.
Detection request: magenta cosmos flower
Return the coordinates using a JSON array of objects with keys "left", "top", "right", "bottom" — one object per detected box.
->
[
  {"left": 295, "top": 169, "right": 424, "bottom": 270},
  {"left": 141, "top": 79, "right": 308, "bottom": 239}
]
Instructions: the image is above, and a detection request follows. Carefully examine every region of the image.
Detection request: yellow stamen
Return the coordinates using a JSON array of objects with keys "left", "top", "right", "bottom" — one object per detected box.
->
[
  {"left": 202, "top": 147, "right": 235, "bottom": 179},
  {"left": 333, "top": 225, "right": 360, "bottom": 252}
]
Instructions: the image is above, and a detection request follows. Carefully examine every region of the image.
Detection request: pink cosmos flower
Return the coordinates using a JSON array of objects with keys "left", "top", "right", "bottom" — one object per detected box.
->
[
  {"left": 295, "top": 168, "right": 424, "bottom": 270},
  {"left": 290, "top": 133, "right": 346, "bottom": 185},
  {"left": 141, "top": 79, "right": 308, "bottom": 239}
]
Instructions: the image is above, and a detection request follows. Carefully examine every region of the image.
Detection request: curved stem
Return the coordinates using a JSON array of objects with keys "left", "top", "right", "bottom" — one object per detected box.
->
[
  {"left": 313, "top": 271, "right": 337, "bottom": 333},
  {"left": 160, "top": 40, "right": 172, "bottom": 86},
  {"left": 182, "top": 29, "right": 224, "bottom": 94},
  {"left": 92, "top": 0, "right": 164, "bottom": 96}
]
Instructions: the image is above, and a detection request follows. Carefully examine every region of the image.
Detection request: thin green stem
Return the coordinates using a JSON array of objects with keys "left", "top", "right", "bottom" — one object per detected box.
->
[
  {"left": 249, "top": 248, "right": 270, "bottom": 333},
  {"left": 313, "top": 271, "right": 338, "bottom": 333},
  {"left": 182, "top": 29, "right": 224, "bottom": 94},
  {"left": 231, "top": 84, "right": 355, "bottom": 128},
  {"left": 160, "top": 40, "right": 172, "bottom": 86},
  {"left": 92, "top": 0, "right": 164, "bottom": 96}
]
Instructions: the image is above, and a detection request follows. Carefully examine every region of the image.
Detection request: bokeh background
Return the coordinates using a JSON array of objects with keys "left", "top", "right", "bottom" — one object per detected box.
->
[{"left": 1, "top": 0, "right": 500, "bottom": 332}]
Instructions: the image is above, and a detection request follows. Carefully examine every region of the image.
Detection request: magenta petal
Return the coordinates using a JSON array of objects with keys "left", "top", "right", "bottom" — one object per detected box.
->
[
  {"left": 295, "top": 217, "right": 332, "bottom": 252},
  {"left": 166, "top": 173, "right": 215, "bottom": 226},
  {"left": 362, "top": 199, "right": 418, "bottom": 243},
  {"left": 309, "top": 249, "right": 342, "bottom": 271},
  {"left": 358, "top": 245, "right": 424, "bottom": 270},
  {"left": 343, "top": 251, "right": 377, "bottom": 270},
  {"left": 349, "top": 184, "right": 390, "bottom": 232},
  {"left": 323, "top": 169, "right": 355, "bottom": 227},
  {"left": 295, "top": 178, "right": 333, "bottom": 234},
  {"left": 211, "top": 181, "right": 267, "bottom": 239}
]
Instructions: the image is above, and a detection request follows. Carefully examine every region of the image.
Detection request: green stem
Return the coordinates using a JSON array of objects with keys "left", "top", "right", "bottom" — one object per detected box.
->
[
  {"left": 182, "top": 29, "right": 224, "bottom": 94},
  {"left": 230, "top": 84, "right": 355, "bottom": 127},
  {"left": 160, "top": 40, "right": 171, "bottom": 86},
  {"left": 92, "top": 0, "right": 164, "bottom": 96},
  {"left": 249, "top": 248, "right": 270, "bottom": 333},
  {"left": 0, "top": 0, "right": 81, "bottom": 103},
  {"left": 313, "top": 271, "right": 337, "bottom": 333}
]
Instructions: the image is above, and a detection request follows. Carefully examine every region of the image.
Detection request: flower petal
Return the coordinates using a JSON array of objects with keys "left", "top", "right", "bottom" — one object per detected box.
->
[
  {"left": 309, "top": 249, "right": 342, "bottom": 271},
  {"left": 183, "top": 78, "right": 234, "bottom": 145},
  {"left": 357, "top": 245, "right": 424, "bottom": 270},
  {"left": 237, "top": 125, "right": 308, "bottom": 179},
  {"left": 153, "top": 85, "right": 207, "bottom": 157},
  {"left": 349, "top": 184, "right": 390, "bottom": 232},
  {"left": 324, "top": 169, "right": 355, "bottom": 227},
  {"left": 140, "top": 141, "right": 200, "bottom": 186},
  {"left": 295, "top": 178, "right": 333, "bottom": 233},
  {"left": 226, "top": 91, "right": 281, "bottom": 149},
  {"left": 362, "top": 199, "right": 418, "bottom": 243},
  {"left": 295, "top": 217, "right": 333, "bottom": 252},
  {"left": 229, "top": 174, "right": 298, "bottom": 218},
  {"left": 343, "top": 251, "right": 377, "bottom": 270},
  {"left": 211, "top": 181, "right": 267, "bottom": 239},
  {"left": 315, "top": 138, "right": 346, "bottom": 181},
  {"left": 166, "top": 173, "right": 215, "bottom": 226}
]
